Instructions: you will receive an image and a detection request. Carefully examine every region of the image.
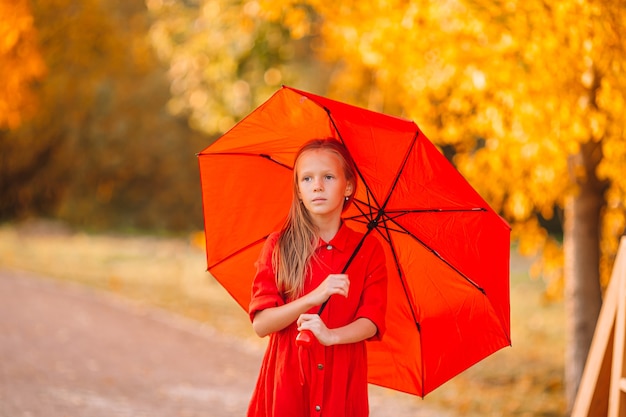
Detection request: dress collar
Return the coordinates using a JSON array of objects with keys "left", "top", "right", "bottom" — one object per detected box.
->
[{"left": 317, "top": 221, "right": 350, "bottom": 252}]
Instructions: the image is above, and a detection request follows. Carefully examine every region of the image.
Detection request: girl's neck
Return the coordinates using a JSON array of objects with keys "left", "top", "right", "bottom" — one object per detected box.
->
[{"left": 314, "top": 215, "right": 342, "bottom": 243}]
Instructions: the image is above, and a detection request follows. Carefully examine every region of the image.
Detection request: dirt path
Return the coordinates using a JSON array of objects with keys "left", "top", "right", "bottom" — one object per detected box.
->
[
  {"left": 0, "top": 268, "right": 264, "bottom": 417},
  {"left": 0, "top": 268, "right": 452, "bottom": 417}
]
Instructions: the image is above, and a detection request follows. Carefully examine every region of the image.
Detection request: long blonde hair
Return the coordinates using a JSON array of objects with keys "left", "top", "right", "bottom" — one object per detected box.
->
[{"left": 273, "top": 138, "right": 358, "bottom": 299}]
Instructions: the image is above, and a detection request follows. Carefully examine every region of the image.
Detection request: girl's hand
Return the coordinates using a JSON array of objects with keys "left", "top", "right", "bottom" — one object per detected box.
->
[
  {"left": 297, "top": 314, "right": 336, "bottom": 346},
  {"left": 307, "top": 273, "right": 350, "bottom": 307}
]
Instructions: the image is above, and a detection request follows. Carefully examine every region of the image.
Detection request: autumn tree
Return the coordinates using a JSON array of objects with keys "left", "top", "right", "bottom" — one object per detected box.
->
[
  {"left": 0, "top": 0, "right": 130, "bottom": 221},
  {"left": 1, "top": 0, "right": 208, "bottom": 231}
]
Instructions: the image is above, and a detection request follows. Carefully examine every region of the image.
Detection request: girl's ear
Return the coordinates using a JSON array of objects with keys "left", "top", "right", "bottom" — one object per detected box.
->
[{"left": 345, "top": 181, "right": 354, "bottom": 196}]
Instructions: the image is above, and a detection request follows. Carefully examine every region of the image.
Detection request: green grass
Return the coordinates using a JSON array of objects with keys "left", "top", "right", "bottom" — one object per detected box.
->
[{"left": 0, "top": 221, "right": 566, "bottom": 416}]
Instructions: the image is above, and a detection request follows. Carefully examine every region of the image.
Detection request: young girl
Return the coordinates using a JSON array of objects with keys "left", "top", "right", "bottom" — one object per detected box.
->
[{"left": 247, "top": 138, "right": 388, "bottom": 417}]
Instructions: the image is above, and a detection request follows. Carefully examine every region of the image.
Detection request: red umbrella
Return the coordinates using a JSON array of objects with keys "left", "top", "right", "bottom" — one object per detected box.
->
[{"left": 198, "top": 85, "right": 511, "bottom": 397}]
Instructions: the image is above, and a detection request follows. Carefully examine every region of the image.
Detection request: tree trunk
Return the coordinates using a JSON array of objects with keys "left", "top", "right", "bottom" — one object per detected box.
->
[{"left": 564, "top": 141, "right": 607, "bottom": 412}]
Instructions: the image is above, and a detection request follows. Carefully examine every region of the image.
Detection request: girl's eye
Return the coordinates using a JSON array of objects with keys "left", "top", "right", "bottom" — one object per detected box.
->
[
  {"left": 324, "top": 175, "right": 334, "bottom": 180},
  {"left": 302, "top": 176, "right": 312, "bottom": 182}
]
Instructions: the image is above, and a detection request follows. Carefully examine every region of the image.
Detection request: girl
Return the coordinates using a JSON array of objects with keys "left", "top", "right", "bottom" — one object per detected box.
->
[{"left": 247, "top": 138, "right": 388, "bottom": 417}]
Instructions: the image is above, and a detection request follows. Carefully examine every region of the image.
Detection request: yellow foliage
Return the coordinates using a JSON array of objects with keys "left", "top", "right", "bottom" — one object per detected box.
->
[{"left": 147, "top": 0, "right": 310, "bottom": 134}]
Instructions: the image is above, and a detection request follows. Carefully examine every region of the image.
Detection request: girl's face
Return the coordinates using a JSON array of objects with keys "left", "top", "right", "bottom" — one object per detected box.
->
[{"left": 296, "top": 149, "right": 353, "bottom": 221}]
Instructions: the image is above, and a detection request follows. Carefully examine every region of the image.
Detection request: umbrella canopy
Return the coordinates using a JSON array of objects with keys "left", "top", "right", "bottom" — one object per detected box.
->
[{"left": 198, "top": 85, "right": 511, "bottom": 397}]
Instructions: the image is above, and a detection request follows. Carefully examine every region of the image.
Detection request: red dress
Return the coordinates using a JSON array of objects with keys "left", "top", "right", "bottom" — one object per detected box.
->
[{"left": 247, "top": 223, "right": 387, "bottom": 417}]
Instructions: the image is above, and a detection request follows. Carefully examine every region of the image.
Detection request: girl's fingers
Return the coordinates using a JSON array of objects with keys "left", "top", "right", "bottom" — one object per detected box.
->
[
  {"left": 297, "top": 314, "right": 333, "bottom": 345},
  {"left": 297, "top": 313, "right": 317, "bottom": 328},
  {"left": 336, "top": 277, "right": 349, "bottom": 296},
  {"left": 327, "top": 274, "right": 349, "bottom": 297}
]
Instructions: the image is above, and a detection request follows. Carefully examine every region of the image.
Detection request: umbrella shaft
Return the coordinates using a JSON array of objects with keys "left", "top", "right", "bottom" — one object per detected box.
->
[
  {"left": 316, "top": 226, "right": 373, "bottom": 317},
  {"left": 317, "top": 300, "right": 328, "bottom": 315}
]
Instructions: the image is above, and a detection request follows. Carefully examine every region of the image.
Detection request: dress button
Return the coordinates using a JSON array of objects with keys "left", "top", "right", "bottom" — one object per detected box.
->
[
  {"left": 326, "top": 245, "right": 332, "bottom": 250},
  {"left": 315, "top": 405, "right": 321, "bottom": 412},
  {"left": 317, "top": 363, "right": 324, "bottom": 370}
]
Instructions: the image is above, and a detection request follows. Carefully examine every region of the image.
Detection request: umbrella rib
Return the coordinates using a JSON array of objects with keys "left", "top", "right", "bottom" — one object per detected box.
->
[
  {"left": 377, "top": 222, "right": 422, "bottom": 328},
  {"left": 379, "top": 130, "right": 420, "bottom": 211},
  {"left": 345, "top": 194, "right": 382, "bottom": 225},
  {"left": 350, "top": 203, "right": 487, "bottom": 295},
  {"left": 207, "top": 235, "right": 269, "bottom": 271},
  {"left": 199, "top": 152, "right": 292, "bottom": 170},
  {"left": 385, "top": 207, "right": 488, "bottom": 215},
  {"left": 346, "top": 206, "right": 488, "bottom": 234},
  {"left": 349, "top": 205, "right": 488, "bottom": 220},
  {"left": 374, "top": 219, "right": 426, "bottom": 397},
  {"left": 344, "top": 196, "right": 412, "bottom": 237},
  {"left": 386, "top": 216, "right": 487, "bottom": 295},
  {"left": 325, "top": 108, "right": 385, "bottom": 210}
]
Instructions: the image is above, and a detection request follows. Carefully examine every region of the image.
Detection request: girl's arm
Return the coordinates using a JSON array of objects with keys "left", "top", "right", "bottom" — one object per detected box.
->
[
  {"left": 252, "top": 294, "right": 317, "bottom": 337},
  {"left": 252, "top": 273, "right": 351, "bottom": 337},
  {"left": 297, "top": 315, "right": 377, "bottom": 346}
]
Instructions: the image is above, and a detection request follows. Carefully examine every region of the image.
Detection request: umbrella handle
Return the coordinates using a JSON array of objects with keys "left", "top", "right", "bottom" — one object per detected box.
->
[
  {"left": 293, "top": 243, "right": 362, "bottom": 348},
  {"left": 295, "top": 329, "right": 314, "bottom": 347},
  {"left": 295, "top": 297, "right": 331, "bottom": 347},
  {"left": 293, "top": 240, "right": 364, "bottom": 348}
]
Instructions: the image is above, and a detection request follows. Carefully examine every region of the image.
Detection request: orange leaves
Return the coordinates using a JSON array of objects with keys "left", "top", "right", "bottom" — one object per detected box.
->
[{"left": 0, "top": 0, "right": 46, "bottom": 129}]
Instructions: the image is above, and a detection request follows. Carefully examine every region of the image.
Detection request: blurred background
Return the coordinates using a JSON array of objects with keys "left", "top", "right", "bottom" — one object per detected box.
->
[{"left": 2, "top": 0, "right": 626, "bottom": 415}]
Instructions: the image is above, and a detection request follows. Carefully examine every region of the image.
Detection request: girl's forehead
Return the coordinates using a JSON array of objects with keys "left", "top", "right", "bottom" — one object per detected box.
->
[{"left": 297, "top": 149, "right": 342, "bottom": 168}]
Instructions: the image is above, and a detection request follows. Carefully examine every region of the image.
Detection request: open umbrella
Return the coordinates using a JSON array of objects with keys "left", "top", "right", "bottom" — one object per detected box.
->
[{"left": 198, "top": 85, "right": 511, "bottom": 397}]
